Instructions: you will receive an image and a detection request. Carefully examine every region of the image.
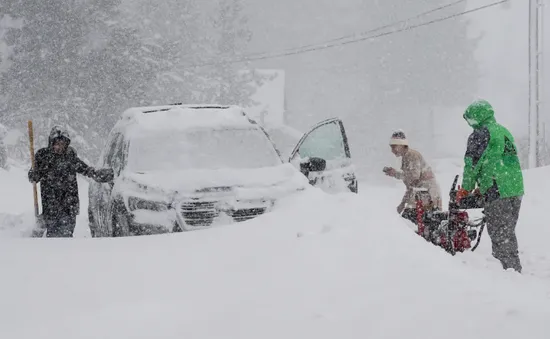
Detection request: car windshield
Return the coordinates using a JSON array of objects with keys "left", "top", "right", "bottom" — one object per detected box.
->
[{"left": 126, "top": 127, "right": 282, "bottom": 171}]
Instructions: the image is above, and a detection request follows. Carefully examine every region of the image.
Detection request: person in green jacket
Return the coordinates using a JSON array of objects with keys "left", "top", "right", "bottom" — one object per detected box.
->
[{"left": 458, "top": 99, "right": 524, "bottom": 273}]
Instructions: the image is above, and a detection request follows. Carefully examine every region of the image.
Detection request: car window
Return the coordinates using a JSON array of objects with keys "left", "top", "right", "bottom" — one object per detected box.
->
[
  {"left": 295, "top": 121, "right": 347, "bottom": 161},
  {"left": 104, "top": 133, "right": 122, "bottom": 168},
  {"left": 111, "top": 137, "right": 127, "bottom": 177},
  {"left": 126, "top": 128, "right": 282, "bottom": 172}
]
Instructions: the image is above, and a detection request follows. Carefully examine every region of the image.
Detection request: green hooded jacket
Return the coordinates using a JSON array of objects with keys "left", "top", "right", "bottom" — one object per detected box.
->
[{"left": 461, "top": 100, "right": 524, "bottom": 199}]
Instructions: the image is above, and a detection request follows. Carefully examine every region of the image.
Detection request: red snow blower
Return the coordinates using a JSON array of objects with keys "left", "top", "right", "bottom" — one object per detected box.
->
[{"left": 411, "top": 175, "right": 486, "bottom": 255}]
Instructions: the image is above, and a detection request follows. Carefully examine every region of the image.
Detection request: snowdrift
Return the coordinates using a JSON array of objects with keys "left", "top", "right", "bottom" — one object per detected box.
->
[
  {"left": 0, "top": 169, "right": 549, "bottom": 337},
  {"left": 0, "top": 163, "right": 549, "bottom": 338},
  {"left": 0, "top": 166, "right": 38, "bottom": 237},
  {"left": 0, "top": 165, "right": 92, "bottom": 238}
]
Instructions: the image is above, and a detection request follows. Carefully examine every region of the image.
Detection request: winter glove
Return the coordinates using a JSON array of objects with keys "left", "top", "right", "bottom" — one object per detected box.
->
[
  {"left": 95, "top": 168, "right": 114, "bottom": 183},
  {"left": 383, "top": 166, "right": 397, "bottom": 178},
  {"left": 455, "top": 186, "right": 469, "bottom": 204},
  {"left": 28, "top": 168, "right": 39, "bottom": 183}
]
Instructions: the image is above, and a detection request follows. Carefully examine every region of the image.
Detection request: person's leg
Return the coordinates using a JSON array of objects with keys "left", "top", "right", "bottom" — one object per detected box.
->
[
  {"left": 46, "top": 215, "right": 77, "bottom": 238},
  {"left": 45, "top": 217, "right": 63, "bottom": 238},
  {"left": 484, "top": 196, "right": 522, "bottom": 272},
  {"left": 58, "top": 215, "right": 77, "bottom": 237}
]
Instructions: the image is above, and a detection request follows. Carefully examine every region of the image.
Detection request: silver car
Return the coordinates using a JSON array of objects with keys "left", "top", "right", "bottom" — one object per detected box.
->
[{"left": 88, "top": 104, "right": 357, "bottom": 237}]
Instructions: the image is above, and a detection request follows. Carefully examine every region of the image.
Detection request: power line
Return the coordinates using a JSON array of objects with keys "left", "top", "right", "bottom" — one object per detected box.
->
[
  {"left": 244, "top": 0, "right": 469, "bottom": 58},
  {"left": 1, "top": 0, "right": 510, "bottom": 121},
  {"left": 191, "top": 0, "right": 510, "bottom": 68}
]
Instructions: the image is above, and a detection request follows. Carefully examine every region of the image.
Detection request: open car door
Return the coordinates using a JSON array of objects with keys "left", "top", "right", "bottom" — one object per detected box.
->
[{"left": 289, "top": 118, "right": 357, "bottom": 194}]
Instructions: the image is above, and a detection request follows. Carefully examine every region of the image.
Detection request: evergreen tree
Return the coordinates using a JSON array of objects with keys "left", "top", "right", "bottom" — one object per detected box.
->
[
  {"left": 123, "top": 0, "right": 266, "bottom": 108},
  {"left": 0, "top": 0, "right": 160, "bottom": 161}
]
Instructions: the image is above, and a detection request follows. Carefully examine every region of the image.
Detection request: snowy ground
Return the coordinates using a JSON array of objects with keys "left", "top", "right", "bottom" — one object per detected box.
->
[{"left": 1, "top": 161, "right": 550, "bottom": 338}]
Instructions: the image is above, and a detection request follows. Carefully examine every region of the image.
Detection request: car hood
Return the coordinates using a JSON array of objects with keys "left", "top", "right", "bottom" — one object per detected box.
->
[{"left": 118, "top": 163, "right": 309, "bottom": 197}]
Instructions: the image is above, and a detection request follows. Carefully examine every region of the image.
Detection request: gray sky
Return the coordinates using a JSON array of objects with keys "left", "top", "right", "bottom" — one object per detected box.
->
[{"left": 245, "top": 0, "right": 549, "bottom": 179}]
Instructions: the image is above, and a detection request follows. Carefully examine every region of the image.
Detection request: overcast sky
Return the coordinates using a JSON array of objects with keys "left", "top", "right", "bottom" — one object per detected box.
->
[
  {"left": 245, "top": 0, "right": 549, "bottom": 174},
  {"left": 468, "top": 0, "right": 548, "bottom": 139}
]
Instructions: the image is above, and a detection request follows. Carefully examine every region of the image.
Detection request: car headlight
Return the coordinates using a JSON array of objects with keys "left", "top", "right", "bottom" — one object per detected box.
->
[{"left": 127, "top": 197, "right": 170, "bottom": 211}]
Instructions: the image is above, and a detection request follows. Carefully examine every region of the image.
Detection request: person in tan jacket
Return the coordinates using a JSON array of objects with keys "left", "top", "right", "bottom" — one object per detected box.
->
[{"left": 383, "top": 130, "right": 442, "bottom": 221}]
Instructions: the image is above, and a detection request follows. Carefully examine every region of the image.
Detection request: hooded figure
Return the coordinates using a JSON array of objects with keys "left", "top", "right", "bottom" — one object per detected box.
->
[
  {"left": 383, "top": 130, "right": 442, "bottom": 221},
  {"left": 458, "top": 100, "right": 524, "bottom": 272},
  {"left": 28, "top": 126, "right": 114, "bottom": 237}
]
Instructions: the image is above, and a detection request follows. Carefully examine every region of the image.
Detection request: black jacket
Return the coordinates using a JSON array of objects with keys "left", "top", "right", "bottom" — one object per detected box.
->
[{"left": 29, "top": 129, "right": 113, "bottom": 219}]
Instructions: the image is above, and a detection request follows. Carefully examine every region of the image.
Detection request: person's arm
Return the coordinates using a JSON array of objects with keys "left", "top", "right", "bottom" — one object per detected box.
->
[
  {"left": 69, "top": 147, "right": 94, "bottom": 177},
  {"left": 462, "top": 128, "right": 490, "bottom": 191},
  {"left": 70, "top": 148, "right": 114, "bottom": 183}
]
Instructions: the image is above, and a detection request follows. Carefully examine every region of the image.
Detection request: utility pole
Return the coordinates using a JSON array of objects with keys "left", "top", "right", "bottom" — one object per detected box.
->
[{"left": 528, "top": 0, "right": 544, "bottom": 168}]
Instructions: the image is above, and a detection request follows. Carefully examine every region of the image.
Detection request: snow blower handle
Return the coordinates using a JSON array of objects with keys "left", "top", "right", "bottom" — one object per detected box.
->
[
  {"left": 450, "top": 175, "right": 459, "bottom": 192},
  {"left": 28, "top": 120, "right": 39, "bottom": 217}
]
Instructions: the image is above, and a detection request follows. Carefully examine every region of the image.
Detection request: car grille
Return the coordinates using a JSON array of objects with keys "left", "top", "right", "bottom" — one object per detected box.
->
[
  {"left": 180, "top": 201, "right": 218, "bottom": 226},
  {"left": 180, "top": 201, "right": 266, "bottom": 226},
  {"left": 232, "top": 208, "right": 266, "bottom": 222}
]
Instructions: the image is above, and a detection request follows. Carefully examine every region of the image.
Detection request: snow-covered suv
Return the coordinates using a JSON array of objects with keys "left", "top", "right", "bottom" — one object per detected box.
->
[{"left": 88, "top": 104, "right": 357, "bottom": 237}]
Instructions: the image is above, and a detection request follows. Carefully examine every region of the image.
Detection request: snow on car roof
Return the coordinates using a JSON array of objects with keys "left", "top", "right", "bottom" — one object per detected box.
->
[{"left": 118, "top": 104, "right": 258, "bottom": 136}]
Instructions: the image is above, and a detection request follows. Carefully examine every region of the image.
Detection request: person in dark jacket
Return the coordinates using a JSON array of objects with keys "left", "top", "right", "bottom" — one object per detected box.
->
[{"left": 28, "top": 126, "right": 114, "bottom": 237}]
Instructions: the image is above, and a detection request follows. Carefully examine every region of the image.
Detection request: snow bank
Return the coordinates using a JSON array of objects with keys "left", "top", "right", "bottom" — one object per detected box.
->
[
  {"left": 1, "top": 161, "right": 550, "bottom": 338},
  {"left": 1, "top": 182, "right": 550, "bottom": 338},
  {"left": 510, "top": 166, "right": 550, "bottom": 279},
  {"left": 0, "top": 164, "right": 92, "bottom": 238},
  {"left": 0, "top": 166, "right": 37, "bottom": 237},
  {"left": 120, "top": 163, "right": 308, "bottom": 195},
  {"left": 428, "top": 160, "right": 550, "bottom": 279}
]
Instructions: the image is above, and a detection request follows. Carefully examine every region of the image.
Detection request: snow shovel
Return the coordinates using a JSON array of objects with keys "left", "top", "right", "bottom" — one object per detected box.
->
[{"left": 28, "top": 120, "right": 46, "bottom": 238}]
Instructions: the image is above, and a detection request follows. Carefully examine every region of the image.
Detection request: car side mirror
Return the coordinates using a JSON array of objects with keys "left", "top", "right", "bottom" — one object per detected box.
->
[
  {"left": 299, "top": 157, "right": 326, "bottom": 178},
  {"left": 308, "top": 157, "right": 326, "bottom": 172}
]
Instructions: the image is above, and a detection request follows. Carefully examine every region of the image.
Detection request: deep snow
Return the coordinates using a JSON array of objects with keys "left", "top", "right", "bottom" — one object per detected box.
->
[{"left": 1, "top": 161, "right": 550, "bottom": 338}]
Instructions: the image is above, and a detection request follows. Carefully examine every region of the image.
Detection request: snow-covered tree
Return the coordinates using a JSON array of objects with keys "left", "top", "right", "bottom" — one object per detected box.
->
[
  {"left": 0, "top": 0, "right": 159, "bottom": 161},
  {"left": 1, "top": 0, "right": 266, "bottom": 162},
  {"left": 203, "top": 0, "right": 256, "bottom": 105},
  {"left": 123, "top": 0, "right": 266, "bottom": 108}
]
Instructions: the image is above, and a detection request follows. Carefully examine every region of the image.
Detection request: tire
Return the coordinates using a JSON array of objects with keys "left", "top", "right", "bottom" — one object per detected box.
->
[
  {"left": 112, "top": 207, "right": 131, "bottom": 237},
  {"left": 352, "top": 180, "right": 358, "bottom": 193},
  {"left": 88, "top": 208, "right": 98, "bottom": 238}
]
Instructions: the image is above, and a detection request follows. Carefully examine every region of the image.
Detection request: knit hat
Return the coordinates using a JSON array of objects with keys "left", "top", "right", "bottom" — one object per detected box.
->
[{"left": 389, "top": 129, "right": 408, "bottom": 146}]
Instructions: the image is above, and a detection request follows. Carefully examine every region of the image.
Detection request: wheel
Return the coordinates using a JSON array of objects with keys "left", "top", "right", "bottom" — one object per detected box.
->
[
  {"left": 347, "top": 178, "right": 358, "bottom": 193},
  {"left": 88, "top": 208, "right": 98, "bottom": 237}
]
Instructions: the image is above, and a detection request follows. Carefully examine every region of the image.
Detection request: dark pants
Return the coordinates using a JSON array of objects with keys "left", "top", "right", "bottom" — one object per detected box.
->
[
  {"left": 484, "top": 196, "right": 523, "bottom": 273},
  {"left": 45, "top": 215, "right": 77, "bottom": 238}
]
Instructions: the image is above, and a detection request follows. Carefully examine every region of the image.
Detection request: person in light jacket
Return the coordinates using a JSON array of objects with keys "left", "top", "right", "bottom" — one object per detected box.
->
[{"left": 383, "top": 130, "right": 442, "bottom": 222}]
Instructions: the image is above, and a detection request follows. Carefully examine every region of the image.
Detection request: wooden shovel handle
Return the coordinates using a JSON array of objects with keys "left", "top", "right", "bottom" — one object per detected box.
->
[{"left": 28, "top": 121, "right": 39, "bottom": 217}]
